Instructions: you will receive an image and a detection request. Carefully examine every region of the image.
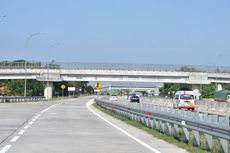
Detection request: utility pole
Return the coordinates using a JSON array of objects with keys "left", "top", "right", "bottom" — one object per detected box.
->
[{"left": 24, "top": 33, "right": 44, "bottom": 97}]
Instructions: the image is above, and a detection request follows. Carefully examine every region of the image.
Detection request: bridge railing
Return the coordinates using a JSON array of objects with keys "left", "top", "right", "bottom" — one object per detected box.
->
[
  {"left": 95, "top": 98, "right": 230, "bottom": 153},
  {"left": 0, "top": 96, "right": 46, "bottom": 102},
  {"left": 0, "top": 61, "right": 230, "bottom": 73},
  {"left": 0, "top": 62, "right": 60, "bottom": 69}
]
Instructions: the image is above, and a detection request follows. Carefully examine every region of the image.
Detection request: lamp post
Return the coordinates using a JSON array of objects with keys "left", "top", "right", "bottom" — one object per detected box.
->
[{"left": 24, "top": 33, "right": 43, "bottom": 97}]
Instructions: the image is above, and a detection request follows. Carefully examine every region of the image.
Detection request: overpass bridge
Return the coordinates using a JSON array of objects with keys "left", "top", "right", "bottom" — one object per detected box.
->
[{"left": 1, "top": 61, "right": 230, "bottom": 99}]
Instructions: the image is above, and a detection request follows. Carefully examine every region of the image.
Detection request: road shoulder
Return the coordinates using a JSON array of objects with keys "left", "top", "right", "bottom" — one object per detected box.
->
[{"left": 88, "top": 99, "right": 188, "bottom": 153}]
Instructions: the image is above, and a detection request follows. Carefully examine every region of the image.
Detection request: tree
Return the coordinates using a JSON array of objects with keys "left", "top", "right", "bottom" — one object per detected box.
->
[
  {"left": 222, "top": 83, "right": 230, "bottom": 90},
  {"left": 7, "top": 80, "right": 24, "bottom": 96},
  {"left": 159, "top": 83, "right": 180, "bottom": 97},
  {"left": 159, "top": 83, "right": 193, "bottom": 97},
  {"left": 53, "top": 81, "right": 91, "bottom": 96},
  {"left": 201, "top": 83, "right": 215, "bottom": 98},
  {"left": 0, "top": 80, "right": 10, "bottom": 95},
  {"left": 27, "top": 80, "right": 44, "bottom": 96},
  {"left": 1, "top": 79, "right": 44, "bottom": 96}
]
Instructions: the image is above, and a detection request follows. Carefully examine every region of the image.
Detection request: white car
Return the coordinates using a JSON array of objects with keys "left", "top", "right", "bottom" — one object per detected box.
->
[{"left": 109, "top": 95, "right": 118, "bottom": 101}]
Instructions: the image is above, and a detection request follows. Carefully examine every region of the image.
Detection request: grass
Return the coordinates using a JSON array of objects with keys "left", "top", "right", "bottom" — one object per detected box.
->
[{"left": 93, "top": 103, "right": 229, "bottom": 153}]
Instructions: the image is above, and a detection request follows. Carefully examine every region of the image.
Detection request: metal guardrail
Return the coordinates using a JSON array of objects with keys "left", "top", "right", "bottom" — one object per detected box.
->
[
  {"left": 95, "top": 98, "right": 230, "bottom": 153},
  {"left": 0, "top": 61, "right": 230, "bottom": 73},
  {"left": 0, "top": 96, "right": 46, "bottom": 102}
]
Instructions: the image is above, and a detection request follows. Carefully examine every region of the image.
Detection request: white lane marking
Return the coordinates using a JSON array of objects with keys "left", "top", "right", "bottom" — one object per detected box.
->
[
  {"left": 0, "top": 145, "right": 11, "bottom": 153},
  {"left": 24, "top": 125, "right": 30, "bottom": 129},
  {"left": 10, "top": 136, "right": 20, "bottom": 143},
  {"left": 18, "top": 130, "right": 25, "bottom": 135},
  {"left": 32, "top": 118, "right": 37, "bottom": 121},
  {"left": 86, "top": 100, "right": 162, "bottom": 153},
  {"left": 0, "top": 104, "right": 58, "bottom": 153},
  {"left": 40, "top": 105, "right": 56, "bottom": 114}
]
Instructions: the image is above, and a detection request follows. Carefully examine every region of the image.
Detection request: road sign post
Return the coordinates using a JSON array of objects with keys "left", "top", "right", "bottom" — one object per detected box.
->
[
  {"left": 94, "top": 82, "right": 102, "bottom": 90},
  {"left": 68, "top": 87, "right": 76, "bottom": 96},
  {"left": 94, "top": 82, "right": 102, "bottom": 94},
  {"left": 60, "top": 84, "right": 66, "bottom": 97}
]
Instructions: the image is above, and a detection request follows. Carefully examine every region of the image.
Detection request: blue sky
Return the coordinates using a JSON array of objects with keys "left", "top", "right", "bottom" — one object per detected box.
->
[{"left": 0, "top": 0, "right": 230, "bottom": 66}]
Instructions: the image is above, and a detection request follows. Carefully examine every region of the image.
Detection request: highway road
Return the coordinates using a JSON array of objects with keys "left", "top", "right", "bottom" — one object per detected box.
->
[{"left": 0, "top": 97, "right": 187, "bottom": 153}]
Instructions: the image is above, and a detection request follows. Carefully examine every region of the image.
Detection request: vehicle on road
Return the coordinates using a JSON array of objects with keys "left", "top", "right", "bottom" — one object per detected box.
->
[
  {"left": 130, "top": 95, "right": 140, "bottom": 103},
  {"left": 109, "top": 95, "right": 118, "bottom": 101},
  {"left": 173, "top": 90, "right": 196, "bottom": 111}
]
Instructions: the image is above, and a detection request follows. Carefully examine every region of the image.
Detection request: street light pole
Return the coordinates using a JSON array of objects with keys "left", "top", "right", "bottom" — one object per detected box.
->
[
  {"left": 24, "top": 33, "right": 43, "bottom": 97},
  {"left": 46, "top": 61, "right": 50, "bottom": 99},
  {"left": 24, "top": 61, "right": 27, "bottom": 97}
]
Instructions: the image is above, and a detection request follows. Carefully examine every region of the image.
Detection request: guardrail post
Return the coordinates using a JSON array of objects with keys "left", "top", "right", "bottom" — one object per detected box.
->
[
  {"left": 194, "top": 112, "right": 200, "bottom": 120},
  {"left": 153, "top": 119, "right": 158, "bottom": 130},
  {"left": 183, "top": 127, "right": 190, "bottom": 143},
  {"left": 125, "top": 111, "right": 128, "bottom": 117},
  {"left": 173, "top": 124, "right": 180, "bottom": 139},
  {"left": 224, "top": 116, "right": 230, "bottom": 126},
  {"left": 119, "top": 110, "right": 123, "bottom": 115},
  {"left": 159, "top": 121, "right": 165, "bottom": 133},
  {"left": 118, "top": 110, "right": 124, "bottom": 115},
  {"left": 123, "top": 111, "right": 126, "bottom": 117},
  {"left": 133, "top": 114, "right": 137, "bottom": 121},
  {"left": 137, "top": 114, "right": 141, "bottom": 122},
  {"left": 205, "top": 134, "right": 213, "bottom": 151},
  {"left": 145, "top": 117, "right": 150, "bottom": 127},
  {"left": 166, "top": 122, "right": 172, "bottom": 136},
  {"left": 213, "top": 115, "right": 219, "bottom": 124},
  {"left": 127, "top": 111, "right": 131, "bottom": 119},
  {"left": 219, "top": 138, "right": 228, "bottom": 153},
  {"left": 219, "top": 116, "right": 230, "bottom": 126},
  {"left": 149, "top": 119, "right": 154, "bottom": 129},
  {"left": 141, "top": 116, "right": 145, "bottom": 125},
  {"left": 193, "top": 130, "right": 200, "bottom": 147},
  {"left": 131, "top": 113, "right": 134, "bottom": 120},
  {"left": 203, "top": 113, "right": 208, "bottom": 121}
]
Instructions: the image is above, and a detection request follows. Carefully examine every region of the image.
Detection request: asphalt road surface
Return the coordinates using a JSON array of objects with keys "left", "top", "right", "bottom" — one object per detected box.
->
[{"left": 0, "top": 97, "right": 187, "bottom": 153}]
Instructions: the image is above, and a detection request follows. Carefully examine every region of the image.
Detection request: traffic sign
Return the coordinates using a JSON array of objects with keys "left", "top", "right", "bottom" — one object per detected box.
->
[
  {"left": 60, "top": 84, "right": 66, "bottom": 89},
  {"left": 68, "top": 87, "right": 76, "bottom": 91},
  {"left": 94, "top": 82, "right": 102, "bottom": 89}
]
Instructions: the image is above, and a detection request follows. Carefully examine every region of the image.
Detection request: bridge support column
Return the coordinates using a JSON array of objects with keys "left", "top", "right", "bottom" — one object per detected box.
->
[
  {"left": 44, "top": 82, "right": 53, "bottom": 100},
  {"left": 192, "top": 84, "right": 201, "bottom": 100},
  {"left": 217, "top": 84, "right": 222, "bottom": 91}
]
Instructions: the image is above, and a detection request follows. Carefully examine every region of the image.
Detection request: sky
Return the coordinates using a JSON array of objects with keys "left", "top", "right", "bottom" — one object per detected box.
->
[{"left": 0, "top": 0, "right": 230, "bottom": 66}]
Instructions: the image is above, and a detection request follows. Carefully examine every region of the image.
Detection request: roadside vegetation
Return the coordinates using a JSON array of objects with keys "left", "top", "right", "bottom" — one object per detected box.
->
[
  {"left": 0, "top": 79, "right": 94, "bottom": 97},
  {"left": 159, "top": 82, "right": 230, "bottom": 99},
  {"left": 94, "top": 103, "right": 230, "bottom": 153}
]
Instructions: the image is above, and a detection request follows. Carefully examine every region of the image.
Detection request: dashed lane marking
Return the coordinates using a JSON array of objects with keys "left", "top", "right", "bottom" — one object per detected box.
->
[
  {"left": 24, "top": 125, "right": 30, "bottom": 129},
  {"left": 0, "top": 103, "right": 58, "bottom": 153},
  {"left": 10, "top": 136, "right": 20, "bottom": 143},
  {"left": 0, "top": 145, "right": 11, "bottom": 153},
  {"left": 18, "top": 130, "right": 25, "bottom": 135}
]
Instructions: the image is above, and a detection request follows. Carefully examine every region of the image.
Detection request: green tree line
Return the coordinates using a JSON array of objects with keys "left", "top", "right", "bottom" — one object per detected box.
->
[
  {"left": 0, "top": 80, "right": 94, "bottom": 97},
  {"left": 0, "top": 80, "right": 44, "bottom": 96},
  {"left": 160, "top": 83, "right": 230, "bottom": 99}
]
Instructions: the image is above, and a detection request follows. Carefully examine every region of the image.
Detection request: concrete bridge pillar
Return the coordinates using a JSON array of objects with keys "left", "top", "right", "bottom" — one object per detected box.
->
[
  {"left": 217, "top": 84, "right": 222, "bottom": 91},
  {"left": 44, "top": 82, "right": 53, "bottom": 99},
  {"left": 192, "top": 84, "right": 201, "bottom": 100}
]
